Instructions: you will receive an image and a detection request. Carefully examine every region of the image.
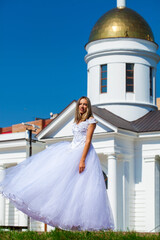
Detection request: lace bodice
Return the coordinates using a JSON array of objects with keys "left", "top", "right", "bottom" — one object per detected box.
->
[{"left": 71, "top": 118, "right": 97, "bottom": 148}]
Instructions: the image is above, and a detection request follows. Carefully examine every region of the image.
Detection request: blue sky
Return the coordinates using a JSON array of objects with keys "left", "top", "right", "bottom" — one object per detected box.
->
[{"left": 0, "top": 0, "right": 160, "bottom": 127}]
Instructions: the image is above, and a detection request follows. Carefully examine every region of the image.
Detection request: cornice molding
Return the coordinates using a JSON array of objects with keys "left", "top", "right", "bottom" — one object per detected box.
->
[{"left": 85, "top": 48, "right": 160, "bottom": 63}]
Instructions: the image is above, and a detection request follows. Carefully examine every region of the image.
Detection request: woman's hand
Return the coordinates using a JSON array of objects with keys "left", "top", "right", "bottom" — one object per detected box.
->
[{"left": 79, "top": 160, "right": 85, "bottom": 173}]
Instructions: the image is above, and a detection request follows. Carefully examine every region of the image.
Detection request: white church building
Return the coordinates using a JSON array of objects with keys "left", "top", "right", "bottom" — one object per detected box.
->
[{"left": 1, "top": 0, "right": 160, "bottom": 232}]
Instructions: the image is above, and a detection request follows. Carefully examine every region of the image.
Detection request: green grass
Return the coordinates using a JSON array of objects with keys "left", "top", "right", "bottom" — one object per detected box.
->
[{"left": 0, "top": 229, "right": 159, "bottom": 240}]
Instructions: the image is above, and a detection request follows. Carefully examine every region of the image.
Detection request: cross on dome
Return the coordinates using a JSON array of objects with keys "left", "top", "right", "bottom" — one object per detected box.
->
[{"left": 117, "top": 0, "right": 126, "bottom": 8}]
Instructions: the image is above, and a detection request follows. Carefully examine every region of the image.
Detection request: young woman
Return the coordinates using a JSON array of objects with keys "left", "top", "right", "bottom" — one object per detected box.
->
[{"left": 0, "top": 96, "right": 114, "bottom": 231}]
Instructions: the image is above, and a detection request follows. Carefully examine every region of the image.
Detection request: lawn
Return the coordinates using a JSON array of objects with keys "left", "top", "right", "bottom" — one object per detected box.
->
[{"left": 0, "top": 229, "right": 159, "bottom": 240}]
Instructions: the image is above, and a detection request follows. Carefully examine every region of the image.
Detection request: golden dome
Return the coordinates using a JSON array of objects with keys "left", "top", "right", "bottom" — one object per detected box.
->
[{"left": 89, "top": 7, "right": 154, "bottom": 43}]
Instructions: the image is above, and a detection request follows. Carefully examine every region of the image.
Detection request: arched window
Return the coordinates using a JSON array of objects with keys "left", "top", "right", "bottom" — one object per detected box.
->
[{"left": 101, "top": 65, "right": 107, "bottom": 93}]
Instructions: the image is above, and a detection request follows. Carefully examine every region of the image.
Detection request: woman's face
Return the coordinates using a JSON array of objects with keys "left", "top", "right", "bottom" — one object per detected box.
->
[{"left": 79, "top": 98, "right": 88, "bottom": 115}]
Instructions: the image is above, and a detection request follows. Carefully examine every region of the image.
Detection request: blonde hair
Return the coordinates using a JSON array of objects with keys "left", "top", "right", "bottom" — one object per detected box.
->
[{"left": 74, "top": 96, "right": 93, "bottom": 123}]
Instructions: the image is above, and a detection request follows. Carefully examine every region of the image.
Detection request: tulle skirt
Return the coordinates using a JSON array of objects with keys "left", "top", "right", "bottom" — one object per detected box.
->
[{"left": 0, "top": 142, "right": 114, "bottom": 231}]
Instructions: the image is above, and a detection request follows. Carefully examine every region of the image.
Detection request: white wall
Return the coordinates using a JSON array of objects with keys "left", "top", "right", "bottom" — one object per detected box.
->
[{"left": 134, "top": 138, "right": 160, "bottom": 232}]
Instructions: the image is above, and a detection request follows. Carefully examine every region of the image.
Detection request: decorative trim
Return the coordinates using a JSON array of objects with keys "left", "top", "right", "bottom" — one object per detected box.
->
[
  {"left": 144, "top": 156, "right": 156, "bottom": 163},
  {"left": 94, "top": 101, "right": 157, "bottom": 109}
]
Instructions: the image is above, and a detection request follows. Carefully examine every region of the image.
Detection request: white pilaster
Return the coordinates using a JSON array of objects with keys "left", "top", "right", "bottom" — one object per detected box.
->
[
  {"left": 153, "top": 68, "right": 156, "bottom": 105},
  {"left": 155, "top": 156, "right": 160, "bottom": 231},
  {"left": 144, "top": 156, "right": 156, "bottom": 231},
  {"left": 0, "top": 166, "right": 5, "bottom": 225},
  {"left": 108, "top": 154, "right": 117, "bottom": 229}
]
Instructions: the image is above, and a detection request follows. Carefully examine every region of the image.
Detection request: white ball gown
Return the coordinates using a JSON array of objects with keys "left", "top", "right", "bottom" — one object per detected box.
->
[{"left": 0, "top": 118, "right": 114, "bottom": 231}]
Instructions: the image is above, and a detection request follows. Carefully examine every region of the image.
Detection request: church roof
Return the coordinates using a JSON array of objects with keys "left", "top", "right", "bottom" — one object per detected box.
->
[
  {"left": 92, "top": 106, "right": 135, "bottom": 131},
  {"left": 36, "top": 102, "right": 160, "bottom": 139},
  {"left": 92, "top": 106, "right": 160, "bottom": 133},
  {"left": 131, "top": 110, "right": 160, "bottom": 132}
]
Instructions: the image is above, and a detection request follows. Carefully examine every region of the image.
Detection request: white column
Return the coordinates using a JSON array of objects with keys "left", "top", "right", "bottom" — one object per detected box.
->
[
  {"left": 0, "top": 166, "right": 5, "bottom": 225},
  {"left": 108, "top": 154, "right": 117, "bottom": 229}
]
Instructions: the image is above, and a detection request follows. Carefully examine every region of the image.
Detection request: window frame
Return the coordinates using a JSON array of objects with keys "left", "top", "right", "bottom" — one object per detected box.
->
[
  {"left": 100, "top": 64, "right": 107, "bottom": 93},
  {"left": 126, "top": 63, "right": 134, "bottom": 93},
  {"left": 150, "top": 67, "right": 153, "bottom": 97}
]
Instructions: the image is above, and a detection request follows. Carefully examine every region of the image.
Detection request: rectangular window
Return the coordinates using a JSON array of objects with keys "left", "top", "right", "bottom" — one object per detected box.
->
[
  {"left": 150, "top": 67, "right": 153, "bottom": 97},
  {"left": 101, "top": 65, "right": 107, "bottom": 93},
  {"left": 126, "top": 63, "right": 134, "bottom": 92}
]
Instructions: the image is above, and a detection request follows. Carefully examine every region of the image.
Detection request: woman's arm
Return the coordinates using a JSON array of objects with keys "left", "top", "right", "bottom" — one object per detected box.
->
[{"left": 79, "top": 122, "right": 96, "bottom": 173}]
